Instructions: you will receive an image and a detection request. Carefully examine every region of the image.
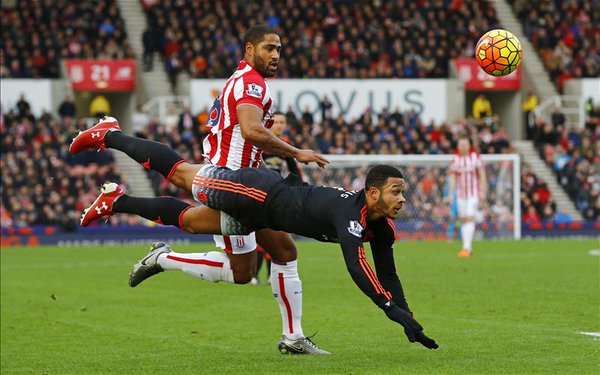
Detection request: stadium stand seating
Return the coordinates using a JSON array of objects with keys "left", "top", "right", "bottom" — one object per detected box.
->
[
  {"left": 0, "top": 96, "right": 135, "bottom": 228},
  {"left": 1, "top": 0, "right": 594, "bottom": 228},
  {"left": 530, "top": 107, "right": 599, "bottom": 220},
  {"left": 142, "top": 0, "right": 500, "bottom": 81},
  {"left": 1, "top": 0, "right": 134, "bottom": 78},
  {"left": 136, "top": 105, "right": 562, "bottom": 223},
  {"left": 509, "top": 0, "right": 599, "bottom": 91}
]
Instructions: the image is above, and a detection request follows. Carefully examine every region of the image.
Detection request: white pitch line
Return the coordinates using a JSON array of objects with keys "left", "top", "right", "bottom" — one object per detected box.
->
[
  {"left": 578, "top": 332, "right": 600, "bottom": 337},
  {"left": 588, "top": 250, "right": 600, "bottom": 256}
]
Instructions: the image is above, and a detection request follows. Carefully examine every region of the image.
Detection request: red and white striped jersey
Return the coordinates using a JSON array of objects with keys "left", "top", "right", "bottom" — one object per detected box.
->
[
  {"left": 450, "top": 151, "right": 483, "bottom": 199},
  {"left": 203, "top": 60, "right": 274, "bottom": 170}
]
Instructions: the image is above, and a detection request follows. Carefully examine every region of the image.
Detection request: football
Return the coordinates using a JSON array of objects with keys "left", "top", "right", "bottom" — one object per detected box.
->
[{"left": 475, "top": 29, "right": 522, "bottom": 76}]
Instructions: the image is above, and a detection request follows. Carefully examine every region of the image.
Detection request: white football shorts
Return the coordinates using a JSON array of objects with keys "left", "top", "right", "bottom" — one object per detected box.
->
[{"left": 457, "top": 197, "right": 479, "bottom": 219}]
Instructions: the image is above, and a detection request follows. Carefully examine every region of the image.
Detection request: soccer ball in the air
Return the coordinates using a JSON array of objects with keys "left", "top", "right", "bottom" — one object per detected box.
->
[{"left": 475, "top": 29, "right": 522, "bottom": 76}]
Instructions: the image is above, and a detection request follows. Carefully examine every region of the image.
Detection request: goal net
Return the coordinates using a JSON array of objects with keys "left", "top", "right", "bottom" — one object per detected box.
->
[{"left": 299, "top": 154, "right": 521, "bottom": 240}]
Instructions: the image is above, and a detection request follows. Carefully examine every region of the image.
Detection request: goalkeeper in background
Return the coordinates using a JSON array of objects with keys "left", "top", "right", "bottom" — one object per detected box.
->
[{"left": 449, "top": 136, "right": 487, "bottom": 258}]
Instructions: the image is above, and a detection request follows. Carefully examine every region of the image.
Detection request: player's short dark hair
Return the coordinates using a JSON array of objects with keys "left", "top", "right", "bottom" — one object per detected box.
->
[
  {"left": 242, "top": 25, "right": 278, "bottom": 49},
  {"left": 365, "top": 165, "right": 404, "bottom": 190}
]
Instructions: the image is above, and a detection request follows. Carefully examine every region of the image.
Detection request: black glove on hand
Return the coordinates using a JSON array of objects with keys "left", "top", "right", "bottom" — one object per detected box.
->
[
  {"left": 382, "top": 302, "right": 423, "bottom": 343},
  {"left": 415, "top": 330, "right": 439, "bottom": 349},
  {"left": 381, "top": 301, "right": 440, "bottom": 349}
]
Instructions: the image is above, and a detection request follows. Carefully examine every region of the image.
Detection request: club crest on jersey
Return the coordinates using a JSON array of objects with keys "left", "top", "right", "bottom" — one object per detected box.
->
[
  {"left": 246, "top": 83, "right": 263, "bottom": 99},
  {"left": 236, "top": 237, "right": 246, "bottom": 248},
  {"left": 206, "top": 97, "right": 221, "bottom": 128},
  {"left": 347, "top": 220, "right": 364, "bottom": 238}
]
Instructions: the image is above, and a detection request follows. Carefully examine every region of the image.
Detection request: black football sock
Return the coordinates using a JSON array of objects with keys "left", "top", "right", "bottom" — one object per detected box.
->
[
  {"left": 105, "top": 131, "right": 184, "bottom": 180},
  {"left": 113, "top": 195, "right": 191, "bottom": 228}
]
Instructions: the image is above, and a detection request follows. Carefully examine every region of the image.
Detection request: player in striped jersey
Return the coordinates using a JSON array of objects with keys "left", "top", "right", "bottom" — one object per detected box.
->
[
  {"left": 199, "top": 25, "right": 327, "bottom": 352},
  {"left": 70, "top": 25, "right": 329, "bottom": 354},
  {"left": 449, "top": 136, "right": 488, "bottom": 258}
]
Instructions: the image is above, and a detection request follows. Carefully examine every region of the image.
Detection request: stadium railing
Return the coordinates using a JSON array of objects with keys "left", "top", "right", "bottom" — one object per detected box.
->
[{"left": 532, "top": 95, "right": 586, "bottom": 129}]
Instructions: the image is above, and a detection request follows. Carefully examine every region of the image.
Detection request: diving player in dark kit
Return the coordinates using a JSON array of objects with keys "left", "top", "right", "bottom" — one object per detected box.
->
[{"left": 75, "top": 124, "right": 438, "bottom": 350}]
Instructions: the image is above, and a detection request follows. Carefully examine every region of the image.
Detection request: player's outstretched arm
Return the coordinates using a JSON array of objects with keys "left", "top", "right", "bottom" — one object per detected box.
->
[
  {"left": 370, "top": 235, "right": 439, "bottom": 349},
  {"left": 337, "top": 237, "right": 437, "bottom": 349},
  {"left": 238, "top": 104, "right": 329, "bottom": 168},
  {"left": 370, "top": 237, "right": 411, "bottom": 312},
  {"left": 334, "top": 216, "right": 439, "bottom": 349}
]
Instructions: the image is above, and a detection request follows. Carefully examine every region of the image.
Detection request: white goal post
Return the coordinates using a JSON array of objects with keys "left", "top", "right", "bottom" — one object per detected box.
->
[{"left": 300, "top": 154, "right": 521, "bottom": 240}]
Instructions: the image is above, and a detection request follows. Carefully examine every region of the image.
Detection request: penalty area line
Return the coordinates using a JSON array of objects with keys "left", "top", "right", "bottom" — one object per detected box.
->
[
  {"left": 588, "top": 250, "right": 600, "bottom": 256},
  {"left": 577, "top": 332, "right": 600, "bottom": 338}
]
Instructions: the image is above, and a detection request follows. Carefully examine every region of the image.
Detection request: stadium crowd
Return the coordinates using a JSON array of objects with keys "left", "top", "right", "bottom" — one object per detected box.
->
[
  {"left": 1, "top": 0, "right": 134, "bottom": 78},
  {"left": 509, "top": 0, "right": 599, "bottom": 91},
  {"left": 3, "top": 95, "right": 594, "bottom": 229},
  {"left": 0, "top": 96, "right": 136, "bottom": 229},
  {"left": 135, "top": 104, "right": 564, "bottom": 226},
  {"left": 1, "top": 0, "right": 596, "bottom": 228},
  {"left": 142, "top": 0, "right": 500, "bottom": 85},
  {"left": 530, "top": 105, "right": 599, "bottom": 221}
]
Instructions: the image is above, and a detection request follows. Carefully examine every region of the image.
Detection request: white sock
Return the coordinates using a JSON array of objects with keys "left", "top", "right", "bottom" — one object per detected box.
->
[
  {"left": 157, "top": 251, "right": 234, "bottom": 283},
  {"left": 270, "top": 260, "right": 304, "bottom": 340},
  {"left": 461, "top": 221, "right": 476, "bottom": 251}
]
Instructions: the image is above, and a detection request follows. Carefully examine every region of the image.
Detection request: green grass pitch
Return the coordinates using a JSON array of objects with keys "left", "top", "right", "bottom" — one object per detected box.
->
[{"left": 2, "top": 239, "right": 599, "bottom": 374}]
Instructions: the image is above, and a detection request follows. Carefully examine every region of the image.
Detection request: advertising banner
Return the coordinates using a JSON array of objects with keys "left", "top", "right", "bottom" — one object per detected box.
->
[
  {"left": 191, "top": 79, "right": 449, "bottom": 123},
  {"left": 454, "top": 59, "right": 521, "bottom": 91},
  {"left": 65, "top": 60, "right": 136, "bottom": 92}
]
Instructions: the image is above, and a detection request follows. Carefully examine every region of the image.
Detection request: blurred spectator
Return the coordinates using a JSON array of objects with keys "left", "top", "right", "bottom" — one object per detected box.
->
[
  {"left": 58, "top": 95, "right": 76, "bottom": 119},
  {"left": 131, "top": 104, "right": 150, "bottom": 137},
  {"left": 551, "top": 106, "right": 566, "bottom": 128},
  {"left": 178, "top": 106, "right": 199, "bottom": 141},
  {"left": 554, "top": 209, "right": 573, "bottom": 224},
  {"left": 166, "top": 54, "right": 182, "bottom": 91},
  {"left": 321, "top": 95, "right": 333, "bottom": 122},
  {"left": 521, "top": 91, "right": 538, "bottom": 139},
  {"left": 472, "top": 94, "right": 492, "bottom": 120},
  {"left": 523, "top": 205, "right": 542, "bottom": 224},
  {"left": 583, "top": 97, "right": 599, "bottom": 132},
  {"left": 142, "top": 26, "right": 158, "bottom": 71},
  {"left": 16, "top": 94, "right": 30, "bottom": 118},
  {"left": 89, "top": 95, "right": 111, "bottom": 118}
]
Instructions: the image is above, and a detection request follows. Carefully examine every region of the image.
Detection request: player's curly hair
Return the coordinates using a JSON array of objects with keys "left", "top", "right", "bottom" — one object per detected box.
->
[
  {"left": 365, "top": 165, "right": 404, "bottom": 190},
  {"left": 243, "top": 25, "right": 279, "bottom": 49}
]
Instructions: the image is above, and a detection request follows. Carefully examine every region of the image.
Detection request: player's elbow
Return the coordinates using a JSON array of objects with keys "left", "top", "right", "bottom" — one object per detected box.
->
[{"left": 240, "top": 125, "right": 262, "bottom": 142}]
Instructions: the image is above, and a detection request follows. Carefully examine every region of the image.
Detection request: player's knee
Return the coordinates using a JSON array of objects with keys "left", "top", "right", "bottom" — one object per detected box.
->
[
  {"left": 180, "top": 216, "right": 201, "bottom": 234},
  {"left": 269, "top": 243, "right": 297, "bottom": 263},
  {"left": 181, "top": 224, "right": 199, "bottom": 234},
  {"left": 169, "top": 162, "right": 197, "bottom": 190},
  {"left": 232, "top": 268, "right": 255, "bottom": 284}
]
